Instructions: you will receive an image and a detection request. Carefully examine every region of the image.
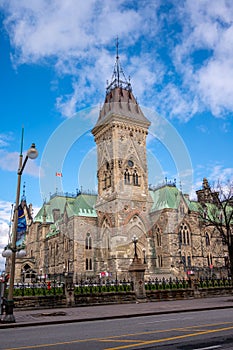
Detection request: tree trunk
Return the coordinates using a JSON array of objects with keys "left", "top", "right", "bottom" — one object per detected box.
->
[{"left": 228, "top": 243, "right": 233, "bottom": 278}]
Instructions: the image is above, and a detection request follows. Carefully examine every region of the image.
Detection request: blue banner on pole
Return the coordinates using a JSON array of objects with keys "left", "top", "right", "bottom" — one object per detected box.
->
[{"left": 16, "top": 200, "right": 32, "bottom": 247}]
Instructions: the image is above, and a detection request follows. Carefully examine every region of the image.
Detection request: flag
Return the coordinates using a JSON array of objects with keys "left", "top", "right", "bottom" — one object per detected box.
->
[{"left": 56, "top": 172, "right": 62, "bottom": 177}]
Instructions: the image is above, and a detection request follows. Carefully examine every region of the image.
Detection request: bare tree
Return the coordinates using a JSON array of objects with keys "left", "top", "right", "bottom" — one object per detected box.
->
[{"left": 197, "top": 179, "right": 233, "bottom": 276}]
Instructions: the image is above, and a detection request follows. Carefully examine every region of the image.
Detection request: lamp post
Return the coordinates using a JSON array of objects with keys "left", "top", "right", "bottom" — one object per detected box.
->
[
  {"left": 2, "top": 129, "right": 38, "bottom": 323},
  {"left": 132, "top": 235, "right": 138, "bottom": 259}
]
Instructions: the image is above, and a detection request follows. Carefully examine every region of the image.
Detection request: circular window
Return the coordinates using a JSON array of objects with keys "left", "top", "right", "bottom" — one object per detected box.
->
[{"left": 128, "top": 160, "right": 134, "bottom": 167}]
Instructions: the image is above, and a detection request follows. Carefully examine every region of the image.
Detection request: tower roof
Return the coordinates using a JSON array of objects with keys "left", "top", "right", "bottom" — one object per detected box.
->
[
  {"left": 106, "top": 39, "right": 132, "bottom": 95},
  {"left": 92, "top": 41, "right": 150, "bottom": 135}
]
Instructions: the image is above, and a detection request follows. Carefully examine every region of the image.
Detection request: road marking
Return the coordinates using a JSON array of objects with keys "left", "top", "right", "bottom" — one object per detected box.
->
[
  {"left": 137, "top": 317, "right": 192, "bottom": 324},
  {"left": 105, "top": 325, "right": 233, "bottom": 350},
  {"left": 4, "top": 321, "right": 233, "bottom": 350},
  {"left": 192, "top": 346, "right": 222, "bottom": 350}
]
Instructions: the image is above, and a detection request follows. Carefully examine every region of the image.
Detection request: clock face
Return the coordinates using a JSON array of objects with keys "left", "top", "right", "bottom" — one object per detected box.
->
[{"left": 128, "top": 160, "right": 134, "bottom": 167}]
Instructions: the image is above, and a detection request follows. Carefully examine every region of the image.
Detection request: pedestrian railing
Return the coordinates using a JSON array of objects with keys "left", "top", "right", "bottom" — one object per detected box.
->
[
  {"left": 145, "top": 277, "right": 233, "bottom": 290},
  {"left": 3, "top": 276, "right": 233, "bottom": 297},
  {"left": 5, "top": 282, "right": 64, "bottom": 297},
  {"left": 74, "top": 278, "right": 133, "bottom": 294}
]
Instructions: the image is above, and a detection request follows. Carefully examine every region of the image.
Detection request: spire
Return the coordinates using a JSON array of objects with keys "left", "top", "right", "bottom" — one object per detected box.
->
[{"left": 106, "top": 37, "right": 132, "bottom": 95}]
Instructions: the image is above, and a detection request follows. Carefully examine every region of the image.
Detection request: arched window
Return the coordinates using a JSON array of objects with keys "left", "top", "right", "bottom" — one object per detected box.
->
[
  {"left": 156, "top": 227, "right": 162, "bottom": 247},
  {"left": 133, "top": 170, "right": 139, "bottom": 186},
  {"left": 179, "top": 223, "right": 190, "bottom": 246},
  {"left": 85, "top": 258, "right": 93, "bottom": 270},
  {"left": 158, "top": 255, "right": 163, "bottom": 267},
  {"left": 103, "top": 171, "right": 107, "bottom": 189},
  {"left": 205, "top": 232, "right": 210, "bottom": 246},
  {"left": 85, "top": 233, "right": 92, "bottom": 250},
  {"left": 103, "top": 161, "right": 112, "bottom": 190},
  {"left": 124, "top": 169, "right": 130, "bottom": 184},
  {"left": 106, "top": 172, "right": 111, "bottom": 187}
]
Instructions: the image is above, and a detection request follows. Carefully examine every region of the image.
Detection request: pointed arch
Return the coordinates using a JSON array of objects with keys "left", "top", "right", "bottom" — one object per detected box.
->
[
  {"left": 100, "top": 217, "right": 112, "bottom": 258},
  {"left": 205, "top": 232, "right": 210, "bottom": 246},
  {"left": 178, "top": 222, "right": 191, "bottom": 246},
  {"left": 125, "top": 214, "right": 147, "bottom": 259}
]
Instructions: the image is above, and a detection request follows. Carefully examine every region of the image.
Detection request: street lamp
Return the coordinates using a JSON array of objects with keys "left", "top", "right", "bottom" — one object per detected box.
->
[
  {"left": 132, "top": 235, "right": 138, "bottom": 259},
  {"left": 2, "top": 130, "right": 38, "bottom": 323}
]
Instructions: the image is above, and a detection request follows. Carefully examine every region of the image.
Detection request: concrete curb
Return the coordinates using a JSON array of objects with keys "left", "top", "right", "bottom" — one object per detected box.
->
[{"left": 1, "top": 304, "right": 233, "bottom": 329}]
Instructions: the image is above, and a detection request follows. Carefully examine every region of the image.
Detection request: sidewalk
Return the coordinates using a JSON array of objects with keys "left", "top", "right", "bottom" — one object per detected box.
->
[{"left": 1, "top": 296, "right": 233, "bottom": 329}]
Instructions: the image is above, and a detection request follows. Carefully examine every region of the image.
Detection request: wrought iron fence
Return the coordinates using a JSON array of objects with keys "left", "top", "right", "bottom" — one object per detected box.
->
[
  {"left": 5, "top": 281, "right": 64, "bottom": 297},
  {"left": 145, "top": 277, "right": 190, "bottom": 290},
  {"left": 145, "top": 276, "right": 233, "bottom": 290},
  {"left": 74, "top": 278, "right": 133, "bottom": 294},
  {"left": 3, "top": 276, "right": 233, "bottom": 297}
]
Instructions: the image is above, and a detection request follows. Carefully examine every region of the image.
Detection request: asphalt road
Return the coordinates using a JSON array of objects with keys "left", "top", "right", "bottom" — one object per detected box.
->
[{"left": 1, "top": 308, "right": 233, "bottom": 349}]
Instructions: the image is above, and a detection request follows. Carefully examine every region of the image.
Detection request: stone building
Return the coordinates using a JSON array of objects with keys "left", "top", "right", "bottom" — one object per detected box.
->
[{"left": 10, "top": 53, "right": 228, "bottom": 283}]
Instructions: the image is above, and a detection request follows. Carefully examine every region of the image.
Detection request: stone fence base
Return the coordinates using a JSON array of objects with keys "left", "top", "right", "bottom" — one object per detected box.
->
[{"left": 11, "top": 287, "right": 233, "bottom": 310}]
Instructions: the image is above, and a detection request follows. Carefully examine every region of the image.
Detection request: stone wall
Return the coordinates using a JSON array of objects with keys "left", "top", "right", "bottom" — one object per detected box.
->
[{"left": 12, "top": 287, "right": 233, "bottom": 310}]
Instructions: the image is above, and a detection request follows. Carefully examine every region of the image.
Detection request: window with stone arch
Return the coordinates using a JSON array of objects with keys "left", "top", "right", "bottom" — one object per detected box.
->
[
  {"left": 179, "top": 223, "right": 190, "bottom": 246},
  {"left": 124, "top": 169, "right": 130, "bottom": 184},
  {"left": 102, "top": 161, "right": 111, "bottom": 190},
  {"left": 155, "top": 226, "right": 162, "bottom": 247},
  {"left": 205, "top": 232, "right": 210, "bottom": 246},
  {"left": 101, "top": 218, "right": 111, "bottom": 258},
  {"left": 158, "top": 255, "right": 163, "bottom": 267},
  {"left": 133, "top": 170, "right": 139, "bottom": 186},
  {"left": 86, "top": 258, "right": 93, "bottom": 270},
  {"left": 85, "top": 232, "right": 92, "bottom": 250}
]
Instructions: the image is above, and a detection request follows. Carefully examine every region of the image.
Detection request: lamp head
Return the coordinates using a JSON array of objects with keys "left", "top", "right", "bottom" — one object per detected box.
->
[
  {"left": 2, "top": 247, "right": 12, "bottom": 258},
  {"left": 27, "top": 143, "right": 38, "bottom": 160},
  {"left": 16, "top": 249, "right": 27, "bottom": 258}
]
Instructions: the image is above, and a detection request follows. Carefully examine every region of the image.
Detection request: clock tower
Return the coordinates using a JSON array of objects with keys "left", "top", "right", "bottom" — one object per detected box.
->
[{"left": 92, "top": 45, "right": 152, "bottom": 273}]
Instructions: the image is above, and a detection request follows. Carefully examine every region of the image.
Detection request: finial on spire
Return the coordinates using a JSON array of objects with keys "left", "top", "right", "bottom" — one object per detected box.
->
[
  {"left": 106, "top": 37, "right": 132, "bottom": 95},
  {"left": 116, "top": 36, "right": 119, "bottom": 60},
  {"left": 116, "top": 36, "right": 120, "bottom": 86}
]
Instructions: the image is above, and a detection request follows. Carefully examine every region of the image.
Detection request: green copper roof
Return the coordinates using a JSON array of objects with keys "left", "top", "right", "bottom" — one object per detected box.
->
[
  {"left": 46, "top": 223, "right": 60, "bottom": 238},
  {"left": 71, "top": 194, "right": 97, "bottom": 217},
  {"left": 149, "top": 185, "right": 201, "bottom": 212},
  {"left": 149, "top": 185, "right": 182, "bottom": 211},
  {"left": 34, "top": 193, "right": 97, "bottom": 223}
]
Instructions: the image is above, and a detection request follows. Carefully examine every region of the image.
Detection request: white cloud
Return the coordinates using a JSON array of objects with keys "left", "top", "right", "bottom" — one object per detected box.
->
[
  {"left": 0, "top": 150, "right": 40, "bottom": 177},
  {"left": 1, "top": 0, "right": 233, "bottom": 121},
  {"left": 0, "top": 133, "right": 13, "bottom": 148},
  {"left": 197, "top": 58, "right": 233, "bottom": 116},
  {"left": 156, "top": 83, "right": 199, "bottom": 121},
  {"left": 173, "top": 0, "right": 233, "bottom": 118},
  {"left": 2, "top": 1, "right": 142, "bottom": 65},
  {"left": 208, "top": 165, "right": 233, "bottom": 183},
  {"left": 0, "top": 201, "right": 13, "bottom": 272}
]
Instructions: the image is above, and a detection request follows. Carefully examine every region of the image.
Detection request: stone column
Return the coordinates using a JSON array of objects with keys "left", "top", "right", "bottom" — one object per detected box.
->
[
  {"left": 64, "top": 273, "right": 75, "bottom": 306},
  {"left": 129, "top": 257, "right": 146, "bottom": 299}
]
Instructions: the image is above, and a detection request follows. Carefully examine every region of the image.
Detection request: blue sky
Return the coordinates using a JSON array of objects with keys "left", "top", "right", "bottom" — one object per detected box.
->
[{"left": 0, "top": 0, "right": 232, "bottom": 271}]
